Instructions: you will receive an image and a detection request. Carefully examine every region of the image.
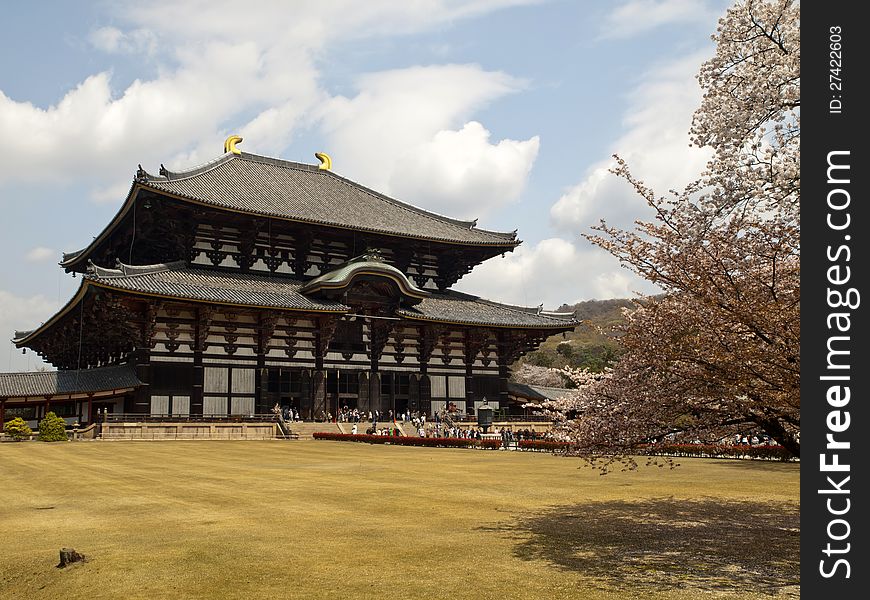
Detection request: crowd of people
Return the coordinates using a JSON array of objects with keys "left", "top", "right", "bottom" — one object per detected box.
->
[{"left": 286, "top": 404, "right": 559, "bottom": 443}]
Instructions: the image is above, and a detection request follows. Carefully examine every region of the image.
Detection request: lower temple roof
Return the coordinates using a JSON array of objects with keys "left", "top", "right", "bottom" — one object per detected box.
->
[
  {"left": 14, "top": 262, "right": 577, "bottom": 348},
  {"left": 0, "top": 364, "right": 142, "bottom": 399}
]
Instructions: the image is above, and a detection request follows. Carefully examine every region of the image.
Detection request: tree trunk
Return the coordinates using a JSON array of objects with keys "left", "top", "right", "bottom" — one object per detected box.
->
[{"left": 57, "top": 548, "right": 85, "bottom": 568}]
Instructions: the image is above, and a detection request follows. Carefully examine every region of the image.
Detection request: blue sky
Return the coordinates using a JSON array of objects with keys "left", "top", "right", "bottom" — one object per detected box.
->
[{"left": 1, "top": 0, "right": 731, "bottom": 372}]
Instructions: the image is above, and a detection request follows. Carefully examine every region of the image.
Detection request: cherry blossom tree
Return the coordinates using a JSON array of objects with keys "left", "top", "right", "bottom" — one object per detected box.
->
[
  {"left": 550, "top": 0, "right": 800, "bottom": 465},
  {"left": 511, "top": 363, "right": 570, "bottom": 388}
]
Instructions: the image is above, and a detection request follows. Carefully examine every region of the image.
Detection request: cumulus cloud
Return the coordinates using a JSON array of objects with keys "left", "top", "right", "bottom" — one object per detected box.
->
[
  {"left": 89, "top": 26, "right": 157, "bottom": 55},
  {"left": 389, "top": 122, "right": 539, "bottom": 219},
  {"left": 0, "top": 1, "right": 539, "bottom": 202},
  {"left": 454, "top": 237, "right": 658, "bottom": 307},
  {"left": 317, "top": 65, "right": 538, "bottom": 218},
  {"left": 25, "top": 247, "right": 55, "bottom": 262},
  {"left": 600, "top": 0, "right": 723, "bottom": 39},
  {"left": 550, "top": 51, "right": 712, "bottom": 233}
]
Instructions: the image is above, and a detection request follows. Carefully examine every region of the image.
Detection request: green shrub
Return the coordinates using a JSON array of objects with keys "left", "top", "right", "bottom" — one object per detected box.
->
[
  {"left": 4, "top": 417, "right": 33, "bottom": 441},
  {"left": 38, "top": 412, "right": 68, "bottom": 442}
]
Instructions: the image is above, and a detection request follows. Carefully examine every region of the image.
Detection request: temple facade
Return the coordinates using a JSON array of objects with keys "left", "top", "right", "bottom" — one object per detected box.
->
[{"left": 2, "top": 142, "right": 576, "bottom": 429}]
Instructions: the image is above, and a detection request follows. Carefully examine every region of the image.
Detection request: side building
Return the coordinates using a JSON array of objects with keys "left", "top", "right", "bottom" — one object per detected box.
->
[{"left": 2, "top": 143, "right": 576, "bottom": 430}]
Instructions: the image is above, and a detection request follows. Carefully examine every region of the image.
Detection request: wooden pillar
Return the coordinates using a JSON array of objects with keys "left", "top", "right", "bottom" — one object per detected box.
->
[
  {"left": 358, "top": 371, "right": 370, "bottom": 413},
  {"left": 256, "top": 311, "right": 278, "bottom": 415},
  {"left": 0, "top": 399, "right": 5, "bottom": 431},
  {"left": 301, "top": 370, "right": 312, "bottom": 420},
  {"left": 418, "top": 374, "right": 431, "bottom": 417},
  {"left": 132, "top": 347, "right": 152, "bottom": 415},
  {"left": 368, "top": 371, "right": 380, "bottom": 415},
  {"left": 409, "top": 374, "right": 419, "bottom": 413},
  {"left": 498, "top": 363, "right": 510, "bottom": 408},
  {"left": 87, "top": 395, "right": 94, "bottom": 425},
  {"left": 465, "top": 364, "right": 475, "bottom": 417},
  {"left": 312, "top": 370, "right": 326, "bottom": 420},
  {"left": 496, "top": 331, "right": 511, "bottom": 409}
]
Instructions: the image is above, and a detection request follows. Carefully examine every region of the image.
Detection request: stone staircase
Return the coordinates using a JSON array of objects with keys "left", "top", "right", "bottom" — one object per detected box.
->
[{"left": 283, "top": 421, "right": 342, "bottom": 439}]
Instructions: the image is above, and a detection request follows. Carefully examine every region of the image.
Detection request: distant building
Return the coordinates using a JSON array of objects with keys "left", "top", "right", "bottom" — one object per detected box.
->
[{"left": 2, "top": 141, "right": 576, "bottom": 430}]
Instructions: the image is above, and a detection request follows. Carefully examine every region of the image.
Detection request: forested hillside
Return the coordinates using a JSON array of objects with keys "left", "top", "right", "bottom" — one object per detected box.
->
[{"left": 511, "top": 298, "right": 635, "bottom": 382}]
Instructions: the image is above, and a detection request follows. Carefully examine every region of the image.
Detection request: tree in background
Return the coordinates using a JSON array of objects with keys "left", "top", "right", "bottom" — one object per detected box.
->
[
  {"left": 38, "top": 411, "right": 68, "bottom": 442},
  {"left": 548, "top": 0, "right": 800, "bottom": 467},
  {"left": 4, "top": 417, "right": 33, "bottom": 441},
  {"left": 512, "top": 363, "right": 571, "bottom": 388}
]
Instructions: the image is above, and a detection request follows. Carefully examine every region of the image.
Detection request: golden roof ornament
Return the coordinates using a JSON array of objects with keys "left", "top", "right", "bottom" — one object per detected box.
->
[
  {"left": 224, "top": 135, "right": 243, "bottom": 155},
  {"left": 315, "top": 152, "right": 332, "bottom": 170}
]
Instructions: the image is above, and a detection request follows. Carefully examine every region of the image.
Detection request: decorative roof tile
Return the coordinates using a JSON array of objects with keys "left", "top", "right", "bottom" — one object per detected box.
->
[
  {"left": 300, "top": 252, "right": 428, "bottom": 301},
  {"left": 0, "top": 364, "right": 142, "bottom": 399}
]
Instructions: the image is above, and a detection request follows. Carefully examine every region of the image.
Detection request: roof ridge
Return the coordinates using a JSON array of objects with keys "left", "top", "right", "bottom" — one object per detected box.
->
[
  {"left": 163, "top": 151, "right": 517, "bottom": 242},
  {"left": 0, "top": 370, "right": 58, "bottom": 378},
  {"left": 86, "top": 260, "right": 187, "bottom": 279},
  {"left": 473, "top": 297, "right": 578, "bottom": 323},
  {"left": 233, "top": 152, "right": 516, "bottom": 239},
  {"left": 139, "top": 152, "right": 238, "bottom": 183}
]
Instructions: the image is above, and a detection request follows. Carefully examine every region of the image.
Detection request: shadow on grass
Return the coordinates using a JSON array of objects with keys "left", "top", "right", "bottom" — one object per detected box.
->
[{"left": 486, "top": 498, "right": 799, "bottom": 593}]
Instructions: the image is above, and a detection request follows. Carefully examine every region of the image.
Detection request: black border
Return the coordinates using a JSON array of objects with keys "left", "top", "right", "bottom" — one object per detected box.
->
[{"left": 802, "top": 2, "right": 868, "bottom": 596}]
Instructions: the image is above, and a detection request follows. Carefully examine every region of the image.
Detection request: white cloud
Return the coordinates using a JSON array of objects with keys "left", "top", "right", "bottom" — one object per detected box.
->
[
  {"left": 317, "top": 65, "right": 538, "bottom": 218},
  {"left": 389, "top": 122, "right": 539, "bottom": 219},
  {"left": 89, "top": 26, "right": 157, "bottom": 55},
  {"left": 455, "top": 237, "right": 658, "bottom": 307},
  {"left": 25, "top": 247, "right": 55, "bottom": 262},
  {"left": 0, "top": 1, "right": 540, "bottom": 206},
  {"left": 600, "top": 0, "right": 722, "bottom": 39},
  {"left": 550, "top": 51, "right": 712, "bottom": 232},
  {"left": 0, "top": 290, "right": 59, "bottom": 372}
]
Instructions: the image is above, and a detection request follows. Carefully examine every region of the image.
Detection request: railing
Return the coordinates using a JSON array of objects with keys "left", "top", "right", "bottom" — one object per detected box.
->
[
  {"left": 101, "top": 413, "right": 554, "bottom": 424},
  {"left": 103, "top": 413, "right": 277, "bottom": 423},
  {"left": 449, "top": 414, "right": 553, "bottom": 423}
]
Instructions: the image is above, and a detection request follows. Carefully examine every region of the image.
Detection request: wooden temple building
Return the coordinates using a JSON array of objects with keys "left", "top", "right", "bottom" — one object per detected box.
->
[{"left": 2, "top": 140, "right": 576, "bottom": 430}]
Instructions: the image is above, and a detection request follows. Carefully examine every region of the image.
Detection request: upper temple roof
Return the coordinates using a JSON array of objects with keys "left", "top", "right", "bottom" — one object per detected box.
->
[{"left": 139, "top": 151, "right": 518, "bottom": 245}]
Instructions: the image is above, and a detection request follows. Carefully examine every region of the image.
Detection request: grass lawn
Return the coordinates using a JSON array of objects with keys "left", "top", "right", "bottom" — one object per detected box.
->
[{"left": 0, "top": 440, "right": 799, "bottom": 599}]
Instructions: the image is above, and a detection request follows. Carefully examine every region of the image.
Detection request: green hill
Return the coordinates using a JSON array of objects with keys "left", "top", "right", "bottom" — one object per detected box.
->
[{"left": 513, "top": 298, "right": 635, "bottom": 375}]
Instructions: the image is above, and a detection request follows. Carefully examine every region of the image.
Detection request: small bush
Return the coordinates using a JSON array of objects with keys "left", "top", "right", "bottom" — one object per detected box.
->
[
  {"left": 641, "top": 443, "right": 795, "bottom": 462},
  {"left": 4, "top": 417, "right": 33, "bottom": 441},
  {"left": 518, "top": 439, "right": 573, "bottom": 452},
  {"left": 312, "top": 432, "right": 501, "bottom": 449},
  {"left": 38, "top": 412, "right": 68, "bottom": 442}
]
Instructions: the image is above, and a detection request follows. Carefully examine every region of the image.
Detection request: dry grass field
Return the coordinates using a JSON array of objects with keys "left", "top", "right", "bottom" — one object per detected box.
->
[{"left": 0, "top": 440, "right": 799, "bottom": 599}]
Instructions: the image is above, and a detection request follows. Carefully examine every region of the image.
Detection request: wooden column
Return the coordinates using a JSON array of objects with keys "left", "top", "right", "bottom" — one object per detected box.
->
[
  {"left": 497, "top": 331, "right": 513, "bottom": 408},
  {"left": 191, "top": 306, "right": 212, "bottom": 416},
  {"left": 409, "top": 374, "right": 420, "bottom": 413},
  {"left": 0, "top": 399, "right": 5, "bottom": 431},
  {"left": 87, "top": 395, "right": 94, "bottom": 425},
  {"left": 301, "top": 370, "right": 312, "bottom": 420},
  {"left": 256, "top": 312, "right": 278, "bottom": 414},
  {"left": 132, "top": 347, "right": 152, "bottom": 414},
  {"left": 368, "top": 371, "right": 380, "bottom": 415},
  {"left": 312, "top": 370, "right": 326, "bottom": 420},
  {"left": 358, "top": 371, "right": 370, "bottom": 413}
]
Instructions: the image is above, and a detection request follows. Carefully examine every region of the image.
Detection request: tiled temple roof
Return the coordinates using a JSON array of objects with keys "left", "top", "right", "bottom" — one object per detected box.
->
[
  {"left": 85, "top": 261, "right": 350, "bottom": 313},
  {"left": 14, "top": 262, "right": 575, "bottom": 349},
  {"left": 506, "top": 382, "right": 574, "bottom": 402},
  {"left": 398, "top": 291, "right": 579, "bottom": 329},
  {"left": 0, "top": 364, "right": 142, "bottom": 399},
  {"left": 138, "top": 152, "right": 519, "bottom": 246}
]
